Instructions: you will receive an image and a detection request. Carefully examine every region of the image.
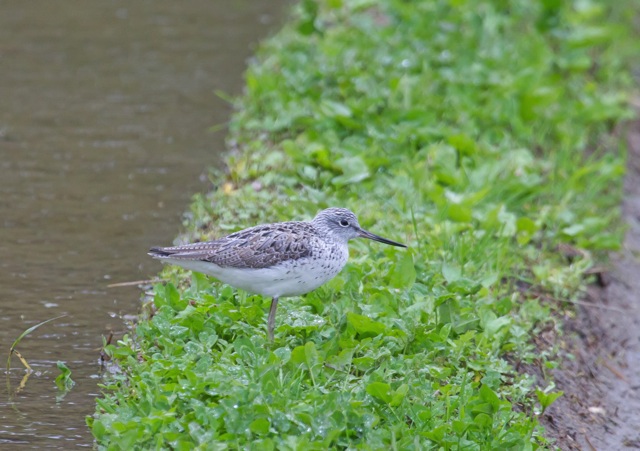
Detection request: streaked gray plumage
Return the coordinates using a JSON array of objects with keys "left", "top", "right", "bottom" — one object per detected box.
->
[
  {"left": 149, "top": 222, "right": 317, "bottom": 269},
  {"left": 149, "top": 208, "right": 406, "bottom": 340}
]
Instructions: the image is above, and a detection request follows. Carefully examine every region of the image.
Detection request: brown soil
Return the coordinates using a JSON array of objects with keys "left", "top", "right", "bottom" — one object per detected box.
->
[{"left": 540, "top": 120, "right": 640, "bottom": 450}]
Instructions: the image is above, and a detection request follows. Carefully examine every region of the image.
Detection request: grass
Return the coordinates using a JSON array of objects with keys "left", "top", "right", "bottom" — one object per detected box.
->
[
  {"left": 6, "top": 314, "right": 67, "bottom": 373},
  {"left": 89, "top": 0, "right": 638, "bottom": 449}
]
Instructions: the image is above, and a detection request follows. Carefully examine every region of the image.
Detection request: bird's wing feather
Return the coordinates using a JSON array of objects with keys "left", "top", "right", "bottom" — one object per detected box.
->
[{"left": 149, "top": 222, "right": 316, "bottom": 269}]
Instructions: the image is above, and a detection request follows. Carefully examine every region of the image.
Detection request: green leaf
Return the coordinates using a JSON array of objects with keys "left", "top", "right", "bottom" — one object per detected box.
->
[
  {"left": 473, "top": 412, "right": 493, "bottom": 428},
  {"left": 346, "top": 312, "right": 387, "bottom": 337},
  {"left": 319, "top": 99, "right": 353, "bottom": 119},
  {"left": 448, "top": 133, "right": 478, "bottom": 156},
  {"left": 7, "top": 314, "right": 66, "bottom": 371},
  {"left": 290, "top": 345, "right": 306, "bottom": 365},
  {"left": 55, "top": 361, "right": 75, "bottom": 390},
  {"left": 55, "top": 361, "right": 75, "bottom": 401},
  {"left": 390, "top": 383, "right": 409, "bottom": 407},
  {"left": 516, "top": 217, "right": 538, "bottom": 245},
  {"left": 442, "top": 262, "right": 461, "bottom": 283},
  {"left": 352, "top": 356, "right": 375, "bottom": 371},
  {"left": 562, "top": 223, "right": 585, "bottom": 237},
  {"left": 479, "top": 384, "right": 501, "bottom": 412},
  {"left": 304, "top": 341, "right": 319, "bottom": 368},
  {"left": 536, "top": 388, "right": 564, "bottom": 413},
  {"left": 366, "top": 382, "right": 392, "bottom": 403},
  {"left": 389, "top": 252, "right": 416, "bottom": 289},
  {"left": 326, "top": 347, "right": 354, "bottom": 369},
  {"left": 154, "top": 283, "right": 187, "bottom": 311},
  {"left": 190, "top": 272, "right": 211, "bottom": 293},
  {"left": 249, "top": 418, "right": 270, "bottom": 435},
  {"left": 423, "top": 425, "right": 447, "bottom": 443},
  {"left": 447, "top": 204, "right": 472, "bottom": 223},
  {"left": 331, "top": 156, "right": 370, "bottom": 186}
]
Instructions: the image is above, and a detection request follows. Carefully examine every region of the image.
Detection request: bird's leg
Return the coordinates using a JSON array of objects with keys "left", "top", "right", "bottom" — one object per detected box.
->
[{"left": 267, "top": 296, "right": 279, "bottom": 341}]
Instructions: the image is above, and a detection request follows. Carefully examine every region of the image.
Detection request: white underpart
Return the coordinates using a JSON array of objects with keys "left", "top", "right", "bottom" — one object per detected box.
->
[{"left": 157, "top": 247, "right": 349, "bottom": 298}]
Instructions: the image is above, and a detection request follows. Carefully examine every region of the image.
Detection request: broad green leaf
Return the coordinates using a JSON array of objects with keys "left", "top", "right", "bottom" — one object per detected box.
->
[
  {"left": 366, "top": 382, "right": 392, "bottom": 403},
  {"left": 448, "top": 133, "right": 478, "bottom": 156},
  {"left": 249, "top": 418, "right": 270, "bottom": 435},
  {"left": 290, "top": 345, "right": 306, "bottom": 365},
  {"left": 319, "top": 99, "right": 352, "bottom": 119},
  {"left": 473, "top": 413, "right": 493, "bottom": 428},
  {"left": 389, "top": 252, "right": 416, "bottom": 289},
  {"left": 390, "top": 383, "right": 409, "bottom": 407},
  {"left": 448, "top": 204, "right": 472, "bottom": 223},
  {"left": 304, "top": 341, "right": 319, "bottom": 367},
  {"left": 331, "top": 156, "right": 370, "bottom": 186},
  {"left": 326, "top": 347, "right": 354, "bottom": 369},
  {"left": 479, "top": 384, "right": 501, "bottom": 411},
  {"left": 346, "top": 312, "right": 386, "bottom": 337},
  {"left": 536, "top": 388, "right": 564, "bottom": 413},
  {"left": 442, "top": 262, "right": 461, "bottom": 283}
]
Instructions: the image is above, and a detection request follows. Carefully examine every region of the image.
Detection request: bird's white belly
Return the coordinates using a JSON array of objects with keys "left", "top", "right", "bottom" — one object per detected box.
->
[{"left": 160, "top": 250, "right": 349, "bottom": 298}]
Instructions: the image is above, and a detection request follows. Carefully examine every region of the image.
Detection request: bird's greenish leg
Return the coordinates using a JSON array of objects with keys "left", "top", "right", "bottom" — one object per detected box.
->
[{"left": 267, "top": 296, "right": 279, "bottom": 341}]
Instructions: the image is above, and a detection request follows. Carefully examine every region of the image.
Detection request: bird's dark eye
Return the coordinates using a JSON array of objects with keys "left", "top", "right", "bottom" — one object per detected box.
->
[{"left": 339, "top": 219, "right": 349, "bottom": 227}]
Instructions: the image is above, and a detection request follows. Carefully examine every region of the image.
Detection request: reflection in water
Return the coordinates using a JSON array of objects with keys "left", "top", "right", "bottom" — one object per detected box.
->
[{"left": 0, "top": 1, "right": 287, "bottom": 447}]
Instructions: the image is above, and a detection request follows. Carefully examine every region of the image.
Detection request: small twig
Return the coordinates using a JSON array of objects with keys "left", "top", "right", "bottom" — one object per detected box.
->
[
  {"left": 602, "top": 359, "right": 627, "bottom": 381},
  {"left": 13, "top": 350, "right": 32, "bottom": 373},
  {"left": 534, "top": 292, "right": 627, "bottom": 314},
  {"left": 107, "top": 278, "right": 164, "bottom": 288},
  {"left": 17, "top": 371, "right": 30, "bottom": 394},
  {"left": 560, "top": 298, "right": 627, "bottom": 314},
  {"left": 584, "top": 266, "right": 608, "bottom": 275}
]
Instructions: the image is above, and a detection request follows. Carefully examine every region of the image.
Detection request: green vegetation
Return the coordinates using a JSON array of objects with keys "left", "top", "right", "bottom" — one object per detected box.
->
[
  {"left": 90, "top": 0, "right": 638, "bottom": 449},
  {"left": 7, "top": 314, "right": 67, "bottom": 372},
  {"left": 55, "top": 361, "right": 75, "bottom": 402}
]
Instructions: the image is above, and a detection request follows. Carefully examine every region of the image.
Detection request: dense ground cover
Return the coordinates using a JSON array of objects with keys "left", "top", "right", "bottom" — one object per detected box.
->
[{"left": 90, "top": 0, "right": 638, "bottom": 449}]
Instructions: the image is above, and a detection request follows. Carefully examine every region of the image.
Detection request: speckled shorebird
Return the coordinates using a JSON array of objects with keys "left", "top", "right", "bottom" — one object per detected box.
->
[{"left": 148, "top": 208, "right": 406, "bottom": 340}]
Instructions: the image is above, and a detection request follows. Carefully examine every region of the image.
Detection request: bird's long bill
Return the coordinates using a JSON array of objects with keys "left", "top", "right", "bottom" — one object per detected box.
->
[{"left": 358, "top": 228, "right": 407, "bottom": 248}]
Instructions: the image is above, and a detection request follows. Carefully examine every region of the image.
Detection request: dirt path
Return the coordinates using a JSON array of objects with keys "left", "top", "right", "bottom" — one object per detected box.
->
[{"left": 542, "top": 120, "right": 640, "bottom": 449}]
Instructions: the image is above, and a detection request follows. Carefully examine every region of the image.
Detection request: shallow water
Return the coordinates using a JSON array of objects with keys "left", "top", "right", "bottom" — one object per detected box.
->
[{"left": 0, "top": 1, "right": 287, "bottom": 447}]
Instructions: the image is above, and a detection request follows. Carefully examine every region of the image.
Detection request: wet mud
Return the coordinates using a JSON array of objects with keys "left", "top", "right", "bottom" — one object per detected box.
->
[{"left": 541, "top": 119, "right": 640, "bottom": 449}]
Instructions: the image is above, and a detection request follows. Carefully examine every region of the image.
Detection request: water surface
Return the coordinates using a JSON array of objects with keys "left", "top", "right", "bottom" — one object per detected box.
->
[{"left": 0, "top": 1, "right": 287, "bottom": 447}]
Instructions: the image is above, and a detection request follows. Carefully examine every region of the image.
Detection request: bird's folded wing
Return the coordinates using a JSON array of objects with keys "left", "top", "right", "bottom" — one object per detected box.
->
[{"left": 150, "top": 223, "right": 315, "bottom": 269}]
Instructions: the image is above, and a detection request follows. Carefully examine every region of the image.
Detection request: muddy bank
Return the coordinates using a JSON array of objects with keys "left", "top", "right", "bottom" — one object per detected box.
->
[{"left": 541, "top": 119, "right": 640, "bottom": 449}]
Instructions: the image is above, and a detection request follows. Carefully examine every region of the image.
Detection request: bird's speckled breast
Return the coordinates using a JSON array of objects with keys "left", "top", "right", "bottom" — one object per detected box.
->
[
  {"left": 268, "top": 240, "right": 350, "bottom": 297},
  {"left": 160, "top": 239, "right": 350, "bottom": 298},
  {"left": 232, "top": 239, "right": 349, "bottom": 297}
]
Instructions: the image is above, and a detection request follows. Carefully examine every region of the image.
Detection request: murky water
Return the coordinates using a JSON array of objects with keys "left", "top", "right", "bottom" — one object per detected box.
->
[{"left": 0, "top": 1, "right": 288, "bottom": 447}]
